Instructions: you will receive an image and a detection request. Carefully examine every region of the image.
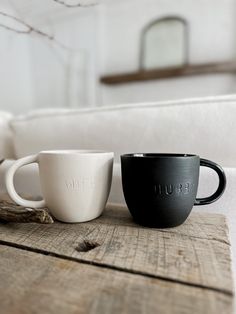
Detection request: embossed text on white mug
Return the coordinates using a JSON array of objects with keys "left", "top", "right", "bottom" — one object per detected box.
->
[{"left": 65, "top": 178, "right": 95, "bottom": 190}]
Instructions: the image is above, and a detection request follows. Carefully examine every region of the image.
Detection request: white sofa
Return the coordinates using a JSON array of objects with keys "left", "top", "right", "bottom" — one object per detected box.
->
[{"left": 0, "top": 94, "right": 235, "bottom": 290}]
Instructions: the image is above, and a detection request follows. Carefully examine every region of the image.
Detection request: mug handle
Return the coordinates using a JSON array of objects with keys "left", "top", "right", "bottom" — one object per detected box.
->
[
  {"left": 5, "top": 154, "right": 46, "bottom": 208},
  {"left": 194, "top": 158, "right": 226, "bottom": 205}
]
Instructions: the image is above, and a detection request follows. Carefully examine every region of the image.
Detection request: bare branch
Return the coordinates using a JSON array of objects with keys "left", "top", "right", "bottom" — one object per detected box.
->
[
  {"left": 0, "top": 3, "right": 98, "bottom": 52},
  {"left": 51, "top": 0, "right": 98, "bottom": 8},
  {"left": 0, "top": 11, "right": 54, "bottom": 40}
]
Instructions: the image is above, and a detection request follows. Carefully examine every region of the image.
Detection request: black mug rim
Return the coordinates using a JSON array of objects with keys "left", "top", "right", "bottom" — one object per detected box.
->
[{"left": 121, "top": 153, "right": 198, "bottom": 158}]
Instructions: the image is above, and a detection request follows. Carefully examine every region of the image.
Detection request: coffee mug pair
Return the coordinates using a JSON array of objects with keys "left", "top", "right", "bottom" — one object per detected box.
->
[{"left": 5, "top": 150, "right": 226, "bottom": 227}]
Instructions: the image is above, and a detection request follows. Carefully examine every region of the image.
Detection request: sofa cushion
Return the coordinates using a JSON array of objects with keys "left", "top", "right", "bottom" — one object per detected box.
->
[{"left": 10, "top": 94, "right": 236, "bottom": 166}]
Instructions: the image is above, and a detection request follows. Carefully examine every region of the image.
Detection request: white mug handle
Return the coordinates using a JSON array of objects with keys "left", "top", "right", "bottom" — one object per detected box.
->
[{"left": 5, "top": 154, "right": 46, "bottom": 208}]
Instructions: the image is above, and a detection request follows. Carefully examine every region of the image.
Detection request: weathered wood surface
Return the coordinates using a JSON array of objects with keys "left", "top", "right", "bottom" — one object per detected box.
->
[
  {"left": 0, "top": 204, "right": 233, "bottom": 293},
  {"left": 0, "top": 245, "right": 233, "bottom": 314},
  {"left": 0, "top": 204, "right": 234, "bottom": 314},
  {"left": 0, "top": 201, "right": 54, "bottom": 223}
]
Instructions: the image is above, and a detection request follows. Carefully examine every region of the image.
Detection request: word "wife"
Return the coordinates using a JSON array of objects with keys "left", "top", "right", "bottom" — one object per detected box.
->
[{"left": 65, "top": 178, "right": 95, "bottom": 190}]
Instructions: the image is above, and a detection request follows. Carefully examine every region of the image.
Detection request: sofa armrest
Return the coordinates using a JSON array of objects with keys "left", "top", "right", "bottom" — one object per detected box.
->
[{"left": 0, "top": 112, "right": 14, "bottom": 159}]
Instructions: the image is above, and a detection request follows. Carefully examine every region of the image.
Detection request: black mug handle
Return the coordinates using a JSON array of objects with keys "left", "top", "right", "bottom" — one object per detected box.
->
[{"left": 194, "top": 158, "right": 226, "bottom": 205}]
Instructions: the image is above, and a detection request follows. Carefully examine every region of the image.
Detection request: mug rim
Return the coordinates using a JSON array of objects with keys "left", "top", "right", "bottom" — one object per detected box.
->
[
  {"left": 39, "top": 150, "right": 114, "bottom": 156},
  {"left": 121, "top": 153, "right": 198, "bottom": 158}
]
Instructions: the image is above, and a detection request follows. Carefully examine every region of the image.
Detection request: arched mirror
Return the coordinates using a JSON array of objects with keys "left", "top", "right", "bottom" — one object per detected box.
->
[{"left": 140, "top": 17, "right": 188, "bottom": 70}]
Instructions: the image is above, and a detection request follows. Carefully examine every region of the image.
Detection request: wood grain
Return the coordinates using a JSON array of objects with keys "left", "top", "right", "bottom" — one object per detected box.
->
[
  {"left": 0, "top": 204, "right": 233, "bottom": 296},
  {"left": 0, "top": 245, "right": 233, "bottom": 314}
]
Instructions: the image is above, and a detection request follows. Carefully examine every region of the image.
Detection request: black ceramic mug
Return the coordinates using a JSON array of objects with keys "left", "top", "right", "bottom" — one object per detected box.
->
[{"left": 121, "top": 154, "right": 226, "bottom": 228}]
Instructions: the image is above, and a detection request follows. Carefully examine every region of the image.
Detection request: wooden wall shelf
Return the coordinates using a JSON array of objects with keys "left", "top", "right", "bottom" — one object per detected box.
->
[{"left": 100, "top": 61, "right": 236, "bottom": 85}]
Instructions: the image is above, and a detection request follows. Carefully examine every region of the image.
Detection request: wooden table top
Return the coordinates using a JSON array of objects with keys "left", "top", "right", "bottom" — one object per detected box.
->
[{"left": 0, "top": 204, "right": 234, "bottom": 314}]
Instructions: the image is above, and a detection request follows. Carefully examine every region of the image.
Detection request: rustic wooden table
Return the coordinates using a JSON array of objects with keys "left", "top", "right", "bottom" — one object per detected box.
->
[{"left": 0, "top": 204, "right": 234, "bottom": 314}]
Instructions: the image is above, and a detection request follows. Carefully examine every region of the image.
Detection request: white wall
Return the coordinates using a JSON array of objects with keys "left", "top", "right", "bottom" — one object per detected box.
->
[
  {"left": 100, "top": 0, "right": 236, "bottom": 73},
  {"left": 101, "top": 74, "right": 236, "bottom": 106},
  {"left": 98, "top": 0, "right": 236, "bottom": 106},
  {"left": 0, "top": 2, "right": 33, "bottom": 114},
  {"left": 28, "top": 8, "right": 100, "bottom": 109},
  {"left": 0, "top": 1, "right": 102, "bottom": 114},
  {"left": 0, "top": 0, "right": 235, "bottom": 114}
]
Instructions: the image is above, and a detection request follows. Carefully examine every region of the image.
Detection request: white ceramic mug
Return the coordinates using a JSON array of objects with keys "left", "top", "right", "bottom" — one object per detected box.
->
[{"left": 5, "top": 150, "right": 114, "bottom": 223}]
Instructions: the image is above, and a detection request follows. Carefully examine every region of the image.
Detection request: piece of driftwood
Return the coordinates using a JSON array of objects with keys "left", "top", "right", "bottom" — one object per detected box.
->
[{"left": 0, "top": 201, "right": 54, "bottom": 224}]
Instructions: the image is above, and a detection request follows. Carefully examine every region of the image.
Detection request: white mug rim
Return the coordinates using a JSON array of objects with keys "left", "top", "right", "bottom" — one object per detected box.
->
[{"left": 39, "top": 149, "right": 114, "bottom": 156}]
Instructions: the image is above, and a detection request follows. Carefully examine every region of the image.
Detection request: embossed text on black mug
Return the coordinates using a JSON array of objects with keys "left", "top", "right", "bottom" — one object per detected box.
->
[{"left": 153, "top": 182, "right": 195, "bottom": 196}]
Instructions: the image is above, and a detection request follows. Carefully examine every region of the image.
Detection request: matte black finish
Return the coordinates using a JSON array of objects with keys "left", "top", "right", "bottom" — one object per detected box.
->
[{"left": 121, "top": 154, "right": 226, "bottom": 228}]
